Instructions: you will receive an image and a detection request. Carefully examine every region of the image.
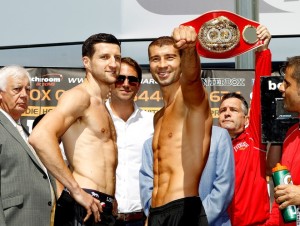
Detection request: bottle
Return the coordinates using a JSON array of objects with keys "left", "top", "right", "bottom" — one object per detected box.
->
[{"left": 272, "top": 163, "right": 297, "bottom": 223}]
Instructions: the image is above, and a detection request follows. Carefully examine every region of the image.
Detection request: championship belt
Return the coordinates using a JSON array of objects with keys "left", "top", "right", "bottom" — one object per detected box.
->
[{"left": 181, "top": 10, "right": 263, "bottom": 59}]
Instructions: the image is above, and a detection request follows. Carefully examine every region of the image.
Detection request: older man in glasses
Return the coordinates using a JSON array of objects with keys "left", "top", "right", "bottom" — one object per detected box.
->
[{"left": 106, "top": 57, "right": 154, "bottom": 226}]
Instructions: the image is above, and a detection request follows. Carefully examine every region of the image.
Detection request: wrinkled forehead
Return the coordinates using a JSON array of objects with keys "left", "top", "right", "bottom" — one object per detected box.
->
[
  {"left": 219, "top": 97, "right": 243, "bottom": 109},
  {"left": 149, "top": 44, "right": 179, "bottom": 57},
  {"left": 93, "top": 43, "right": 121, "bottom": 55},
  {"left": 120, "top": 63, "right": 138, "bottom": 77}
]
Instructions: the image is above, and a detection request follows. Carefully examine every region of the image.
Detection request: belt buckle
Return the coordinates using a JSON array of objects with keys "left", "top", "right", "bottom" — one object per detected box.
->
[
  {"left": 117, "top": 211, "right": 144, "bottom": 222},
  {"left": 124, "top": 213, "right": 130, "bottom": 221},
  {"left": 116, "top": 213, "right": 124, "bottom": 221},
  {"left": 117, "top": 213, "right": 127, "bottom": 221}
]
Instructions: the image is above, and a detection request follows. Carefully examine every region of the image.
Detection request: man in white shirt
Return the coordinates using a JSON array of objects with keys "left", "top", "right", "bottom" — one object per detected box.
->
[{"left": 106, "top": 57, "right": 154, "bottom": 226}]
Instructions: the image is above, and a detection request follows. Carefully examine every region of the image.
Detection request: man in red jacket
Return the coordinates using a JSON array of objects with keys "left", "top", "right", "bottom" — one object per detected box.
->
[
  {"left": 218, "top": 25, "right": 272, "bottom": 225},
  {"left": 266, "top": 56, "right": 300, "bottom": 226}
]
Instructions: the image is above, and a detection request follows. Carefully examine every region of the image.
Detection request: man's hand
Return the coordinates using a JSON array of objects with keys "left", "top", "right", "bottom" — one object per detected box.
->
[
  {"left": 256, "top": 25, "right": 271, "bottom": 52},
  {"left": 274, "top": 184, "right": 300, "bottom": 209},
  {"left": 172, "top": 25, "right": 197, "bottom": 50},
  {"left": 144, "top": 217, "right": 148, "bottom": 226},
  {"left": 72, "top": 189, "right": 103, "bottom": 222}
]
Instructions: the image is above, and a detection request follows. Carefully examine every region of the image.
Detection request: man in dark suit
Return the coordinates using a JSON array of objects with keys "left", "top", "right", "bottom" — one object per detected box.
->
[{"left": 0, "top": 65, "right": 55, "bottom": 226}]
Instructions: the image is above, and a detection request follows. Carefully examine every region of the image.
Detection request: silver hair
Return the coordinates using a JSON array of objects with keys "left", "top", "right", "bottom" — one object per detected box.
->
[{"left": 0, "top": 65, "right": 31, "bottom": 91}]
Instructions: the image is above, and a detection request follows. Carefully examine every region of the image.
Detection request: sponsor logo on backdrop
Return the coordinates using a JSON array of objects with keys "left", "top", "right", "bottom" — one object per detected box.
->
[
  {"left": 211, "top": 108, "right": 219, "bottom": 119},
  {"left": 268, "top": 80, "right": 282, "bottom": 90},
  {"left": 141, "top": 78, "right": 158, "bottom": 85},
  {"left": 68, "top": 77, "right": 84, "bottom": 84},
  {"left": 67, "top": 77, "right": 158, "bottom": 85},
  {"left": 32, "top": 73, "right": 63, "bottom": 87},
  {"left": 202, "top": 78, "right": 245, "bottom": 87},
  {"left": 23, "top": 106, "right": 55, "bottom": 117}
]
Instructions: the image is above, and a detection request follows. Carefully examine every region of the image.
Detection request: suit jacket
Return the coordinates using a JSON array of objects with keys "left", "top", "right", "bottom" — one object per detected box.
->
[
  {"left": 0, "top": 111, "right": 54, "bottom": 226},
  {"left": 139, "top": 126, "right": 235, "bottom": 226}
]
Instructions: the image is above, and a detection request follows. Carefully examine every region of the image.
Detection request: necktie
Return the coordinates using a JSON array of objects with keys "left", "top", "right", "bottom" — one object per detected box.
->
[{"left": 16, "top": 122, "right": 27, "bottom": 140}]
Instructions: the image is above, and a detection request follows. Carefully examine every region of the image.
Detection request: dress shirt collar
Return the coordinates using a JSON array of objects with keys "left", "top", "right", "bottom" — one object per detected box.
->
[
  {"left": 105, "top": 100, "right": 141, "bottom": 122},
  {"left": 0, "top": 109, "right": 18, "bottom": 126}
]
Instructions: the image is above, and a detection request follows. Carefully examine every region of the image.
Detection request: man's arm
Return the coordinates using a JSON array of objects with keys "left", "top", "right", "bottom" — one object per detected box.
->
[
  {"left": 249, "top": 25, "right": 272, "bottom": 142},
  {"left": 29, "top": 89, "right": 102, "bottom": 222},
  {"left": 139, "top": 137, "right": 154, "bottom": 217},
  {"left": 172, "top": 25, "right": 209, "bottom": 109},
  {"left": 172, "top": 25, "right": 212, "bottom": 169},
  {"left": 200, "top": 127, "right": 235, "bottom": 224},
  {"left": 266, "top": 144, "right": 282, "bottom": 176}
]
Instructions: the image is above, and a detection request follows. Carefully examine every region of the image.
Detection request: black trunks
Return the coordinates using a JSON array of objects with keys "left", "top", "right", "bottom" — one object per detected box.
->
[
  {"left": 148, "top": 196, "right": 208, "bottom": 226},
  {"left": 54, "top": 188, "right": 115, "bottom": 226}
]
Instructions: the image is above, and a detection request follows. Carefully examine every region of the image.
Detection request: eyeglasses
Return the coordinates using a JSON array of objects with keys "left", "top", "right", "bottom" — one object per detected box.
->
[{"left": 116, "top": 75, "right": 140, "bottom": 86}]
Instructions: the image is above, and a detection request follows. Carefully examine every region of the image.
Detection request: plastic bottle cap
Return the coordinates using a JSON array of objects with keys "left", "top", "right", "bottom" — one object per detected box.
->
[{"left": 272, "top": 163, "right": 288, "bottom": 172}]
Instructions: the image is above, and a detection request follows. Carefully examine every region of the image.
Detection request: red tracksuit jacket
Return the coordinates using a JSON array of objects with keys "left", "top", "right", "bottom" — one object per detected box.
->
[{"left": 228, "top": 49, "right": 271, "bottom": 225}]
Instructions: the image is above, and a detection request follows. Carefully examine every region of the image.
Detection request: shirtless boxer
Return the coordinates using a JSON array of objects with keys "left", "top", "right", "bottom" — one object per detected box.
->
[
  {"left": 147, "top": 26, "right": 212, "bottom": 226},
  {"left": 29, "top": 33, "right": 120, "bottom": 226}
]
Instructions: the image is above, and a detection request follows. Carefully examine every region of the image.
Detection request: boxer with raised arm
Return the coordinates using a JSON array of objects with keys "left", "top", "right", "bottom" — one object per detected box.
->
[
  {"left": 147, "top": 26, "right": 212, "bottom": 226},
  {"left": 29, "top": 33, "right": 120, "bottom": 226}
]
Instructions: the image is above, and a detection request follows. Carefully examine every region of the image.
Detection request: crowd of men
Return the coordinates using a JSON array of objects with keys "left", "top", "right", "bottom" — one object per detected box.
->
[{"left": 0, "top": 22, "right": 299, "bottom": 226}]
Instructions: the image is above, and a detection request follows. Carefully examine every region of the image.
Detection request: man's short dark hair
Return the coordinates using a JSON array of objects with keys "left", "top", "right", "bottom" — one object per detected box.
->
[
  {"left": 220, "top": 92, "right": 249, "bottom": 115},
  {"left": 82, "top": 33, "right": 121, "bottom": 58},
  {"left": 121, "top": 57, "right": 142, "bottom": 82},
  {"left": 283, "top": 56, "right": 300, "bottom": 86},
  {"left": 148, "top": 36, "right": 181, "bottom": 58}
]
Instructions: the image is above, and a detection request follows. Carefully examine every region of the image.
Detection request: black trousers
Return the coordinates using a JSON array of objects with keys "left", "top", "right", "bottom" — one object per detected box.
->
[
  {"left": 148, "top": 197, "right": 208, "bottom": 226},
  {"left": 54, "top": 189, "right": 116, "bottom": 226}
]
